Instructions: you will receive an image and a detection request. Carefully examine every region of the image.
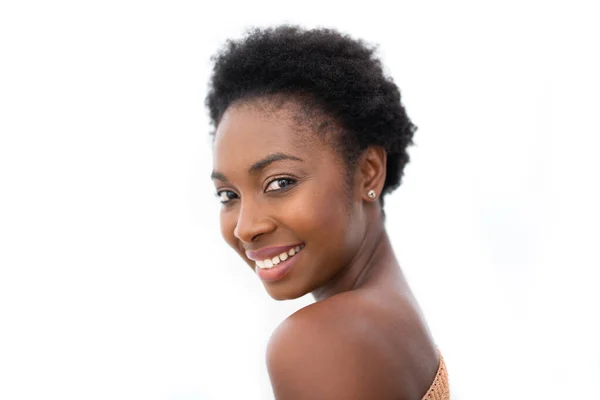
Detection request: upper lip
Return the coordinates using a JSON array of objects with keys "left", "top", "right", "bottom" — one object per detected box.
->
[{"left": 245, "top": 243, "right": 303, "bottom": 261}]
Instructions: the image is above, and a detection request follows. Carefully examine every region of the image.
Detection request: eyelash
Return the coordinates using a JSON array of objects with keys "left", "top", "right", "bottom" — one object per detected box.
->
[
  {"left": 216, "top": 177, "right": 297, "bottom": 205},
  {"left": 265, "top": 177, "right": 296, "bottom": 192},
  {"left": 216, "top": 190, "right": 238, "bottom": 204}
]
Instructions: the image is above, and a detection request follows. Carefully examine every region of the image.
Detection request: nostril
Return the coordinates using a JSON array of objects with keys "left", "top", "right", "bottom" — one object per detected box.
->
[
  {"left": 233, "top": 201, "right": 277, "bottom": 243},
  {"left": 251, "top": 233, "right": 262, "bottom": 242},
  {"left": 234, "top": 222, "right": 264, "bottom": 243}
]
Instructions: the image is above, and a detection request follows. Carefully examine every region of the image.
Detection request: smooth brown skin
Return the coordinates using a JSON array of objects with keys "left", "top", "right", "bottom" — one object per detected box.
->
[{"left": 212, "top": 99, "right": 439, "bottom": 400}]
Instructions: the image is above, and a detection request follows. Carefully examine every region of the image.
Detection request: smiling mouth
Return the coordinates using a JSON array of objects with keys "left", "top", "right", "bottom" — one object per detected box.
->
[{"left": 255, "top": 244, "right": 305, "bottom": 269}]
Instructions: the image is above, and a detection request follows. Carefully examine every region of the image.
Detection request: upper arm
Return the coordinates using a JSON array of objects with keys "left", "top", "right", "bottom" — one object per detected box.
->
[{"left": 266, "top": 315, "right": 396, "bottom": 400}]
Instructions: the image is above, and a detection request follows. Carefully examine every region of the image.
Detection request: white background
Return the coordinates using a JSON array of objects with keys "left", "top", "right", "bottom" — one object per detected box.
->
[{"left": 1, "top": 1, "right": 599, "bottom": 399}]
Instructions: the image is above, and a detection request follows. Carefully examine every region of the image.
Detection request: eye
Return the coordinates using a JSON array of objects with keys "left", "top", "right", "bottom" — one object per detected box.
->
[
  {"left": 265, "top": 178, "right": 296, "bottom": 192},
  {"left": 217, "top": 190, "right": 238, "bottom": 204}
]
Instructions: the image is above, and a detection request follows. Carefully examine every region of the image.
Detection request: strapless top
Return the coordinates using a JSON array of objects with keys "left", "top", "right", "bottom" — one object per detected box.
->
[{"left": 421, "top": 351, "right": 450, "bottom": 399}]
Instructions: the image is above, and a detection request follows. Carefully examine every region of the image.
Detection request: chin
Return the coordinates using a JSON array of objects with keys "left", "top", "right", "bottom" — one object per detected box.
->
[{"left": 263, "top": 282, "right": 310, "bottom": 301}]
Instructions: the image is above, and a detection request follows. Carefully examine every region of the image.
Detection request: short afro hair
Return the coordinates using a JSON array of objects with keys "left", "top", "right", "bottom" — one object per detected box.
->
[{"left": 205, "top": 25, "right": 416, "bottom": 204}]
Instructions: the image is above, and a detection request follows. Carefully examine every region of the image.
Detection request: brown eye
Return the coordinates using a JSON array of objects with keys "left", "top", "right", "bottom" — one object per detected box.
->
[
  {"left": 265, "top": 178, "right": 296, "bottom": 192},
  {"left": 217, "top": 190, "right": 238, "bottom": 204}
]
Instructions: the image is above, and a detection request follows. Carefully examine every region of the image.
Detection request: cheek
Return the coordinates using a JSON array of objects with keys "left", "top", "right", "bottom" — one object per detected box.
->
[
  {"left": 286, "top": 181, "right": 353, "bottom": 247},
  {"left": 219, "top": 209, "right": 238, "bottom": 249}
]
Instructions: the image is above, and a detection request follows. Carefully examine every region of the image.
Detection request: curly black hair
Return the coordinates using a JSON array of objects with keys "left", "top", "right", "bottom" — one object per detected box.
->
[{"left": 205, "top": 25, "right": 416, "bottom": 205}]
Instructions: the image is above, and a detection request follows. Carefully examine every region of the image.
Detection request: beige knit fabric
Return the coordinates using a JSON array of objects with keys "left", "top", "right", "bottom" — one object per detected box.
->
[{"left": 421, "top": 351, "right": 450, "bottom": 400}]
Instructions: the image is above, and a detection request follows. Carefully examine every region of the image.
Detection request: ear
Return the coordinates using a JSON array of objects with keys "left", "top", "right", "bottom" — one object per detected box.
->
[{"left": 357, "top": 146, "right": 386, "bottom": 202}]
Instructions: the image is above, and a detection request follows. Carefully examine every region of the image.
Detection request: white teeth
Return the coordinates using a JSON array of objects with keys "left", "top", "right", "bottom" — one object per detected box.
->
[{"left": 256, "top": 245, "right": 304, "bottom": 269}]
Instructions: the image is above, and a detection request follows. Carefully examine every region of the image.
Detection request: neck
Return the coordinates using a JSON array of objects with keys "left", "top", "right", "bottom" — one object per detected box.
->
[{"left": 311, "top": 216, "right": 401, "bottom": 302}]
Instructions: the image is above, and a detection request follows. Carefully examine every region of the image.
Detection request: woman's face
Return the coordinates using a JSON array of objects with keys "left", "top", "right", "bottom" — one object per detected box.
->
[{"left": 211, "top": 100, "right": 367, "bottom": 300}]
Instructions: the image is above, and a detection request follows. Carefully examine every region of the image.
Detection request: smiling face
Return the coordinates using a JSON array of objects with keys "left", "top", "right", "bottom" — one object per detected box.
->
[{"left": 211, "top": 99, "right": 369, "bottom": 300}]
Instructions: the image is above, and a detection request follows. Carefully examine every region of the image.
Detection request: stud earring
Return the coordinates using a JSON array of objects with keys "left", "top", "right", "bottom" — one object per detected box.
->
[{"left": 367, "top": 190, "right": 376, "bottom": 199}]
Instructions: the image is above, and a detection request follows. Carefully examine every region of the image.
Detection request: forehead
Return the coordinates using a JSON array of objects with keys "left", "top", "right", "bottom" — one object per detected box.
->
[{"left": 212, "top": 101, "right": 330, "bottom": 170}]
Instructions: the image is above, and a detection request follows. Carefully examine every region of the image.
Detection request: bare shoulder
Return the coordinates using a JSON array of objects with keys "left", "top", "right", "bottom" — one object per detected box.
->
[{"left": 266, "top": 291, "right": 438, "bottom": 400}]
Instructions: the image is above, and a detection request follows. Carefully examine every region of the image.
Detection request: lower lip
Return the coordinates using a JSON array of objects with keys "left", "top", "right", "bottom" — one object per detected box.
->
[{"left": 255, "top": 249, "right": 303, "bottom": 282}]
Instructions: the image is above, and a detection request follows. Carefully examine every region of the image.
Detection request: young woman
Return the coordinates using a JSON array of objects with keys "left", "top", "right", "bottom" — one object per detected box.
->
[{"left": 206, "top": 25, "right": 449, "bottom": 400}]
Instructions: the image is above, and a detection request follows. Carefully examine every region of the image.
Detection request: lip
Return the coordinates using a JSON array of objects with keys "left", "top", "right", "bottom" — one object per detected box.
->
[
  {"left": 245, "top": 243, "right": 304, "bottom": 262},
  {"left": 255, "top": 247, "right": 303, "bottom": 282}
]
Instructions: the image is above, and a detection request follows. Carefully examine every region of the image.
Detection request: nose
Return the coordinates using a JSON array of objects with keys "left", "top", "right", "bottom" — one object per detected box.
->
[{"left": 233, "top": 198, "right": 276, "bottom": 243}]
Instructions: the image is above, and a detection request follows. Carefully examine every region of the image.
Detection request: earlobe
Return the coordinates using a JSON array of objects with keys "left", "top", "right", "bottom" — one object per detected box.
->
[{"left": 360, "top": 146, "right": 386, "bottom": 201}]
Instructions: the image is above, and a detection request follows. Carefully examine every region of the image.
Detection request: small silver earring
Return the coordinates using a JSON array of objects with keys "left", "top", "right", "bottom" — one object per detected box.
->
[{"left": 367, "top": 190, "right": 376, "bottom": 199}]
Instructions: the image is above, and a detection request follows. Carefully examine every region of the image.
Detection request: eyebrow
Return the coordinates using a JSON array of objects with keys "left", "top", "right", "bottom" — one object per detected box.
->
[
  {"left": 210, "top": 152, "right": 303, "bottom": 182},
  {"left": 248, "top": 152, "right": 303, "bottom": 174}
]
